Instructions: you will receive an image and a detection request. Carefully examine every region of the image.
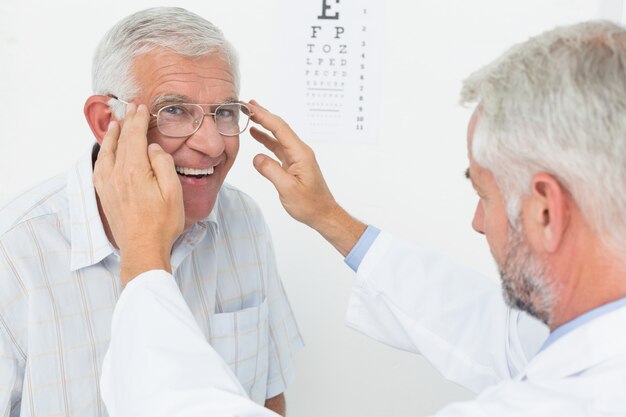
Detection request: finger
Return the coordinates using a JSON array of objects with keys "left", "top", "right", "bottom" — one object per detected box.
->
[
  {"left": 249, "top": 99, "right": 267, "bottom": 111},
  {"left": 94, "top": 121, "right": 120, "bottom": 182},
  {"left": 147, "top": 143, "right": 182, "bottom": 199},
  {"left": 253, "top": 153, "right": 295, "bottom": 193},
  {"left": 100, "top": 120, "right": 120, "bottom": 157},
  {"left": 250, "top": 127, "right": 287, "bottom": 164},
  {"left": 116, "top": 103, "right": 151, "bottom": 168},
  {"left": 126, "top": 104, "right": 151, "bottom": 164},
  {"left": 247, "top": 101, "right": 306, "bottom": 151},
  {"left": 113, "top": 102, "right": 135, "bottom": 164}
]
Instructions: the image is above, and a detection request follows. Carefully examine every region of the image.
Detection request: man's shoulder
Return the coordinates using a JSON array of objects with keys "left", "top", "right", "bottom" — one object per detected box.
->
[
  {"left": 0, "top": 172, "right": 68, "bottom": 236},
  {"left": 217, "top": 183, "right": 265, "bottom": 220},
  {"left": 213, "top": 183, "right": 271, "bottom": 243}
]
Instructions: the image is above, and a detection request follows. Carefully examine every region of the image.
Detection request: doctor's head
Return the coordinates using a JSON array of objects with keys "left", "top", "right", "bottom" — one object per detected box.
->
[
  {"left": 461, "top": 21, "right": 626, "bottom": 328},
  {"left": 85, "top": 7, "right": 247, "bottom": 231}
]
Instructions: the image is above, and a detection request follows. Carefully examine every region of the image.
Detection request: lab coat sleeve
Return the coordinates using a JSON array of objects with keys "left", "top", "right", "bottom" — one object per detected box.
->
[
  {"left": 100, "top": 270, "right": 277, "bottom": 417},
  {"left": 345, "top": 231, "right": 549, "bottom": 393}
]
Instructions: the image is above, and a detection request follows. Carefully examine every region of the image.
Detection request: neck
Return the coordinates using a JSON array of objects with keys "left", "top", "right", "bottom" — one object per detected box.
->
[{"left": 547, "top": 242, "right": 626, "bottom": 330}]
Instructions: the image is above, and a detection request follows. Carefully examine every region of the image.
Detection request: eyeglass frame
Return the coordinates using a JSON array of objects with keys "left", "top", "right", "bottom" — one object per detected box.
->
[{"left": 108, "top": 95, "right": 253, "bottom": 138}]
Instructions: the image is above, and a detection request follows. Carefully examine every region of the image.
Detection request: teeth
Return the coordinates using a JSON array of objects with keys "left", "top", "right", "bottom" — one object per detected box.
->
[{"left": 175, "top": 166, "right": 215, "bottom": 176}]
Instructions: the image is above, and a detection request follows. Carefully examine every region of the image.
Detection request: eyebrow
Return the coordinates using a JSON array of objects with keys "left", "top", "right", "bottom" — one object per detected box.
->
[
  {"left": 152, "top": 94, "right": 188, "bottom": 108},
  {"left": 465, "top": 168, "right": 480, "bottom": 190},
  {"left": 151, "top": 94, "right": 239, "bottom": 108}
]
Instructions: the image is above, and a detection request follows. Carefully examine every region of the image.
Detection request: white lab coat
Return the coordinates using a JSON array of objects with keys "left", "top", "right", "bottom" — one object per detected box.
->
[
  {"left": 101, "top": 231, "right": 626, "bottom": 416},
  {"left": 100, "top": 271, "right": 278, "bottom": 417},
  {"left": 346, "top": 231, "right": 626, "bottom": 416}
]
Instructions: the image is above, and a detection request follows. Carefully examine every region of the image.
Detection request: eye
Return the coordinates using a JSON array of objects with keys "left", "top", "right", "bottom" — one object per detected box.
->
[
  {"left": 215, "top": 106, "right": 237, "bottom": 120},
  {"left": 161, "top": 105, "right": 187, "bottom": 116}
]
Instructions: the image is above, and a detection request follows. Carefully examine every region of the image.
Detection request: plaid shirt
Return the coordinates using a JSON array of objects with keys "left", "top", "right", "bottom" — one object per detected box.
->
[{"left": 0, "top": 149, "right": 303, "bottom": 417}]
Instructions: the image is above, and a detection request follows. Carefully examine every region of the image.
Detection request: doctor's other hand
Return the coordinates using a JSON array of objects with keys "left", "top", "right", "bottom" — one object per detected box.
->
[
  {"left": 248, "top": 100, "right": 366, "bottom": 256},
  {"left": 93, "top": 103, "right": 184, "bottom": 286}
]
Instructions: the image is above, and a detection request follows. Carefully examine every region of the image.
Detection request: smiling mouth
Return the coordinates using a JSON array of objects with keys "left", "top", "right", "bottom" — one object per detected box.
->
[{"left": 175, "top": 166, "right": 215, "bottom": 178}]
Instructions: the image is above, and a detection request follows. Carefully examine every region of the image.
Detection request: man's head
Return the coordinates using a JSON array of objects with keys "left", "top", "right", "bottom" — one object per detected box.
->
[
  {"left": 85, "top": 7, "right": 242, "bottom": 230},
  {"left": 462, "top": 21, "right": 626, "bottom": 326},
  {"left": 466, "top": 117, "right": 557, "bottom": 325}
]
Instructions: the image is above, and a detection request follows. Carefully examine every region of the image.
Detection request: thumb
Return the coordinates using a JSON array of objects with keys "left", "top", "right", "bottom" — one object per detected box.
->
[
  {"left": 148, "top": 143, "right": 182, "bottom": 197},
  {"left": 253, "top": 154, "right": 294, "bottom": 193}
]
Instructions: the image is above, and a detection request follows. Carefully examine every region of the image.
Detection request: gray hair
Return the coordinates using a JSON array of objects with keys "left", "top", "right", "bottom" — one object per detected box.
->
[
  {"left": 92, "top": 7, "right": 240, "bottom": 118},
  {"left": 461, "top": 20, "right": 626, "bottom": 252}
]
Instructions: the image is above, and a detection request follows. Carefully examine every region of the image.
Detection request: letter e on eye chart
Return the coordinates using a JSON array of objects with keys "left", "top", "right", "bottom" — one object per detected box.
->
[{"left": 274, "top": 0, "right": 383, "bottom": 144}]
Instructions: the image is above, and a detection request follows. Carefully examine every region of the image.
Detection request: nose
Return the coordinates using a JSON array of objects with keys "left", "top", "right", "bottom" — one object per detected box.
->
[
  {"left": 472, "top": 201, "right": 485, "bottom": 235},
  {"left": 185, "top": 115, "right": 225, "bottom": 157}
]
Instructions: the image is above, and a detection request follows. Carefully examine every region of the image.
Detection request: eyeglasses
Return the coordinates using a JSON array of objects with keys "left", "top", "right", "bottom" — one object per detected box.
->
[{"left": 109, "top": 95, "right": 252, "bottom": 138}]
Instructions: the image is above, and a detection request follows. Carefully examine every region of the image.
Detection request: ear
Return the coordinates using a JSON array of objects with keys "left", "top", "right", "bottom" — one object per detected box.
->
[
  {"left": 523, "top": 173, "right": 571, "bottom": 253},
  {"left": 84, "top": 95, "right": 115, "bottom": 144}
]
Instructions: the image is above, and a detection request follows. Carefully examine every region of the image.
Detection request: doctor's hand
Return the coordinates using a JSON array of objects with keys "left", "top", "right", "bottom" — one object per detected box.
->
[
  {"left": 93, "top": 103, "right": 184, "bottom": 286},
  {"left": 249, "top": 100, "right": 366, "bottom": 256}
]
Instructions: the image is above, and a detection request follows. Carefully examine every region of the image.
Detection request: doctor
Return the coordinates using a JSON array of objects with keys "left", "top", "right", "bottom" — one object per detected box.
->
[{"left": 97, "top": 20, "right": 626, "bottom": 416}]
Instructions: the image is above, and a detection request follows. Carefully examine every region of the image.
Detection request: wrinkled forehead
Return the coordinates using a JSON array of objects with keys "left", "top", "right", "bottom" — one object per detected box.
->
[
  {"left": 130, "top": 49, "right": 235, "bottom": 82},
  {"left": 131, "top": 48, "right": 236, "bottom": 103}
]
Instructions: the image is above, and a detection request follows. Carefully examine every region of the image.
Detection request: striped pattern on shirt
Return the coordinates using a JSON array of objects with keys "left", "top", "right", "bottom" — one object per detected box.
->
[{"left": 0, "top": 150, "right": 304, "bottom": 417}]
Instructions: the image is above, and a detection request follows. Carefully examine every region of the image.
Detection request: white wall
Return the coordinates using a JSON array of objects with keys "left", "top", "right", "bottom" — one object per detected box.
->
[{"left": 0, "top": 1, "right": 622, "bottom": 416}]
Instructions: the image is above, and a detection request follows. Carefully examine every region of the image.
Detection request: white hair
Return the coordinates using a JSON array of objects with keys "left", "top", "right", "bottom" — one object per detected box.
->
[
  {"left": 461, "top": 20, "right": 626, "bottom": 252},
  {"left": 91, "top": 7, "right": 240, "bottom": 118}
]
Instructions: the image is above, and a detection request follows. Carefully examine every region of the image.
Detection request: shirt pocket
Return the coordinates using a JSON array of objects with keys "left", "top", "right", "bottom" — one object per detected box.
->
[{"left": 209, "top": 298, "right": 269, "bottom": 404}]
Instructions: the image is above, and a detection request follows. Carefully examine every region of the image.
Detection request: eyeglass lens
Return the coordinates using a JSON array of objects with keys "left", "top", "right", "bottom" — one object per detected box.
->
[{"left": 157, "top": 103, "right": 251, "bottom": 137}]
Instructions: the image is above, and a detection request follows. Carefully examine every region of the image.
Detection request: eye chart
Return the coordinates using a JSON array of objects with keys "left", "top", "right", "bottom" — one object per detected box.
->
[{"left": 274, "top": 0, "right": 383, "bottom": 144}]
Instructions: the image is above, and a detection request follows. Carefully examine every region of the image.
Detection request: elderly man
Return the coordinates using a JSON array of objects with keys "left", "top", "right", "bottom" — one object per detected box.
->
[
  {"left": 97, "top": 20, "right": 625, "bottom": 416},
  {"left": 0, "top": 7, "right": 302, "bottom": 417}
]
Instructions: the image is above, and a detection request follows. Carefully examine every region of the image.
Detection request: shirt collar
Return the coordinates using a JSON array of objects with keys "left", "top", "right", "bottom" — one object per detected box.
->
[
  {"left": 68, "top": 149, "right": 115, "bottom": 271},
  {"left": 67, "top": 148, "right": 221, "bottom": 271},
  {"left": 202, "top": 206, "right": 219, "bottom": 231},
  {"left": 170, "top": 196, "right": 220, "bottom": 272}
]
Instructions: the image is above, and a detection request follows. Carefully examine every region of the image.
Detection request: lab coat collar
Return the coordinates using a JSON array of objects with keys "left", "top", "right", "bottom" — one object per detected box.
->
[{"left": 520, "top": 305, "right": 626, "bottom": 381}]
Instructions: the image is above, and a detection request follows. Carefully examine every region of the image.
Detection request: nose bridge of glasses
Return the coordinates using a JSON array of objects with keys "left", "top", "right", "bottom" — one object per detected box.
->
[
  {"left": 190, "top": 107, "right": 215, "bottom": 130},
  {"left": 183, "top": 105, "right": 215, "bottom": 132},
  {"left": 190, "top": 103, "right": 218, "bottom": 117}
]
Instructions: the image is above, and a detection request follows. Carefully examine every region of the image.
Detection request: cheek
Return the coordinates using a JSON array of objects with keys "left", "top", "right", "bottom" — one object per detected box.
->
[
  {"left": 485, "top": 210, "right": 510, "bottom": 261},
  {"left": 223, "top": 139, "right": 240, "bottom": 166},
  {"left": 147, "top": 129, "right": 181, "bottom": 154}
]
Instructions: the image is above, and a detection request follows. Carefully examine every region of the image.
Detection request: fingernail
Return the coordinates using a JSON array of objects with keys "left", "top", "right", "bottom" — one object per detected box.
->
[
  {"left": 148, "top": 143, "right": 161, "bottom": 151},
  {"left": 126, "top": 102, "right": 134, "bottom": 116},
  {"left": 107, "top": 121, "right": 116, "bottom": 131},
  {"left": 138, "top": 104, "right": 147, "bottom": 113}
]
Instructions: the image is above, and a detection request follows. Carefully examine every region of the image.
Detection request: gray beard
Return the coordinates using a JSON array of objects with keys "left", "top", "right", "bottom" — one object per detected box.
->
[{"left": 499, "top": 224, "right": 555, "bottom": 325}]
